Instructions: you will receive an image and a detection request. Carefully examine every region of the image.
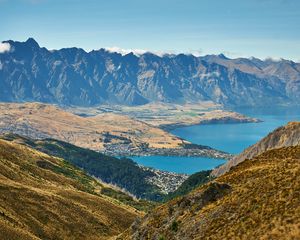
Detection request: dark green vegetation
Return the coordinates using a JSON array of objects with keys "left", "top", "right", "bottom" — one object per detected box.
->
[
  {"left": 181, "top": 143, "right": 212, "bottom": 150},
  {"left": 102, "top": 132, "right": 132, "bottom": 144},
  {"left": 170, "top": 220, "right": 179, "bottom": 232},
  {"left": 165, "top": 170, "right": 212, "bottom": 201},
  {"left": 2, "top": 133, "right": 165, "bottom": 201},
  {"left": 100, "top": 188, "right": 157, "bottom": 212}
]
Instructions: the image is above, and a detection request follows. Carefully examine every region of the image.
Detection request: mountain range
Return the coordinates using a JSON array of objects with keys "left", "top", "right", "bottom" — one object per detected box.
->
[{"left": 1, "top": 38, "right": 299, "bottom": 107}]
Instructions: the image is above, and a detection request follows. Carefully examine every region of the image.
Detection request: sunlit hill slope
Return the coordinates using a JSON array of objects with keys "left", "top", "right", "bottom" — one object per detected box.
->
[
  {"left": 123, "top": 144, "right": 300, "bottom": 239},
  {"left": 0, "top": 138, "right": 143, "bottom": 240}
]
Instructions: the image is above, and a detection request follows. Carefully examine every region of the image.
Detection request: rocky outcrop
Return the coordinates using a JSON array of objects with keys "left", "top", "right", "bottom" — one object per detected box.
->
[{"left": 212, "top": 121, "right": 300, "bottom": 176}]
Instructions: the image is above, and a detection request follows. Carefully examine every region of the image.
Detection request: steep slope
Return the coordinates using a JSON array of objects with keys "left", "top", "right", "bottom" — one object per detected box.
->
[
  {"left": 1, "top": 133, "right": 186, "bottom": 201},
  {"left": 213, "top": 121, "right": 300, "bottom": 176},
  {"left": 123, "top": 145, "right": 300, "bottom": 240},
  {"left": 0, "top": 38, "right": 299, "bottom": 107},
  {"left": 0, "top": 138, "right": 142, "bottom": 240}
]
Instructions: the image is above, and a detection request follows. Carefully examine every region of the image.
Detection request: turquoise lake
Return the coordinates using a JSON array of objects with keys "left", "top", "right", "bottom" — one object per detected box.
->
[
  {"left": 132, "top": 106, "right": 300, "bottom": 174},
  {"left": 132, "top": 156, "right": 226, "bottom": 175}
]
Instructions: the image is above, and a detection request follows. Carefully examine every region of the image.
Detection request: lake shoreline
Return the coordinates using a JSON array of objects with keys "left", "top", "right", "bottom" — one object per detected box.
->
[
  {"left": 132, "top": 106, "right": 300, "bottom": 174},
  {"left": 159, "top": 117, "right": 262, "bottom": 131}
]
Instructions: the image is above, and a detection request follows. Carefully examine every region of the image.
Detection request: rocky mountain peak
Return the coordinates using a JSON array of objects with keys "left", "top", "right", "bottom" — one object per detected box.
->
[
  {"left": 0, "top": 39, "right": 300, "bottom": 107},
  {"left": 25, "top": 37, "right": 40, "bottom": 48}
]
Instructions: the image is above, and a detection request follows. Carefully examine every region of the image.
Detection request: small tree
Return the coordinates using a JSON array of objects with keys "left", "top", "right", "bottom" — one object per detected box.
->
[{"left": 171, "top": 220, "right": 178, "bottom": 232}]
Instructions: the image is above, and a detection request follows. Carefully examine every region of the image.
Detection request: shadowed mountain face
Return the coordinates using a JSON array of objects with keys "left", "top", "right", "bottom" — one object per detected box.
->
[{"left": 1, "top": 38, "right": 299, "bottom": 106}]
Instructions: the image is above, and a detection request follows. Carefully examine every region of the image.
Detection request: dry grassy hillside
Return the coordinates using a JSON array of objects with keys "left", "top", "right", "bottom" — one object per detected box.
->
[
  {"left": 0, "top": 139, "right": 141, "bottom": 240},
  {"left": 213, "top": 121, "right": 300, "bottom": 176},
  {"left": 0, "top": 102, "right": 186, "bottom": 152},
  {"left": 123, "top": 145, "right": 300, "bottom": 240}
]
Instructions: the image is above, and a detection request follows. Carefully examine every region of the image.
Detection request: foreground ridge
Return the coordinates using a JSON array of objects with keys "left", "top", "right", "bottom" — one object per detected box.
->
[
  {"left": 122, "top": 145, "right": 300, "bottom": 239},
  {"left": 0, "top": 139, "right": 142, "bottom": 239}
]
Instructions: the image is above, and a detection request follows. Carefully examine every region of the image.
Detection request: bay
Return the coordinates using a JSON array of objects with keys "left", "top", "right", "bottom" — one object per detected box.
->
[
  {"left": 171, "top": 106, "right": 300, "bottom": 154},
  {"left": 133, "top": 106, "right": 300, "bottom": 174}
]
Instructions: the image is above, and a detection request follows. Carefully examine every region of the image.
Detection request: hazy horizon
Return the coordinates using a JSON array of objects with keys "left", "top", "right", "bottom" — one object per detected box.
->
[
  {"left": 1, "top": 0, "right": 300, "bottom": 61},
  {"left": 1, "top": 37, "right": 299, "bottom": 63}
]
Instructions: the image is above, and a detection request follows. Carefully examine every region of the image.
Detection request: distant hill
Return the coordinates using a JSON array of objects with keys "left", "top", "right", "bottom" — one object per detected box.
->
[
  {"left": 122, "top": 145, "right": 300, "bottom": 239},
  {"left": 0, "top": 138, "right": 143, "bottom": 240},
  {"left": 0, "top": 102, "right": 230, "bottom": 159},
  {"left": 0, "top": 102, "right": 184, "bottom": 152},
  {"left": 212, "top": 121, "right": 300, "bottom": 176},
  {"left": 1, "top": 38, "right": 299, "bottom": 107}
]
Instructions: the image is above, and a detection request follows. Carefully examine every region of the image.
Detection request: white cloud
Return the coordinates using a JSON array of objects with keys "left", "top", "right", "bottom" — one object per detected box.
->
[
  {"left": 104, "top": 46, "right": 177, "bottom": 57},
  {"left": 188, "top": 49, "right": 203, "bottom": 57},
  {"left": 105, "top": 46, "right": 147, "bottom": 56},
  {"left": 264, "top": 57, "right": 285, "bottom": 62},
  {"left": 105, "top": 46, "right": 207, "bottom": 58},
  {"left": 0, "top": 42, "right": 11, "bottom": 53}
]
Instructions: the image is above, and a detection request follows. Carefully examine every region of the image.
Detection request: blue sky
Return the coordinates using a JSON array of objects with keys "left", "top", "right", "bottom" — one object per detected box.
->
[{"left": 1, "top": 0, "right": 300, "bottom": 61}]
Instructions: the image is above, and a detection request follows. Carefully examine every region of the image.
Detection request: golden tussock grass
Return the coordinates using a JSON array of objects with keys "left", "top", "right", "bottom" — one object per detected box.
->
[
  {"left": 124, "top": 146, "right": 300, "bottom": 240},
  {"left": 0, "top": 139, "right": 140, "bottom": 240}
]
